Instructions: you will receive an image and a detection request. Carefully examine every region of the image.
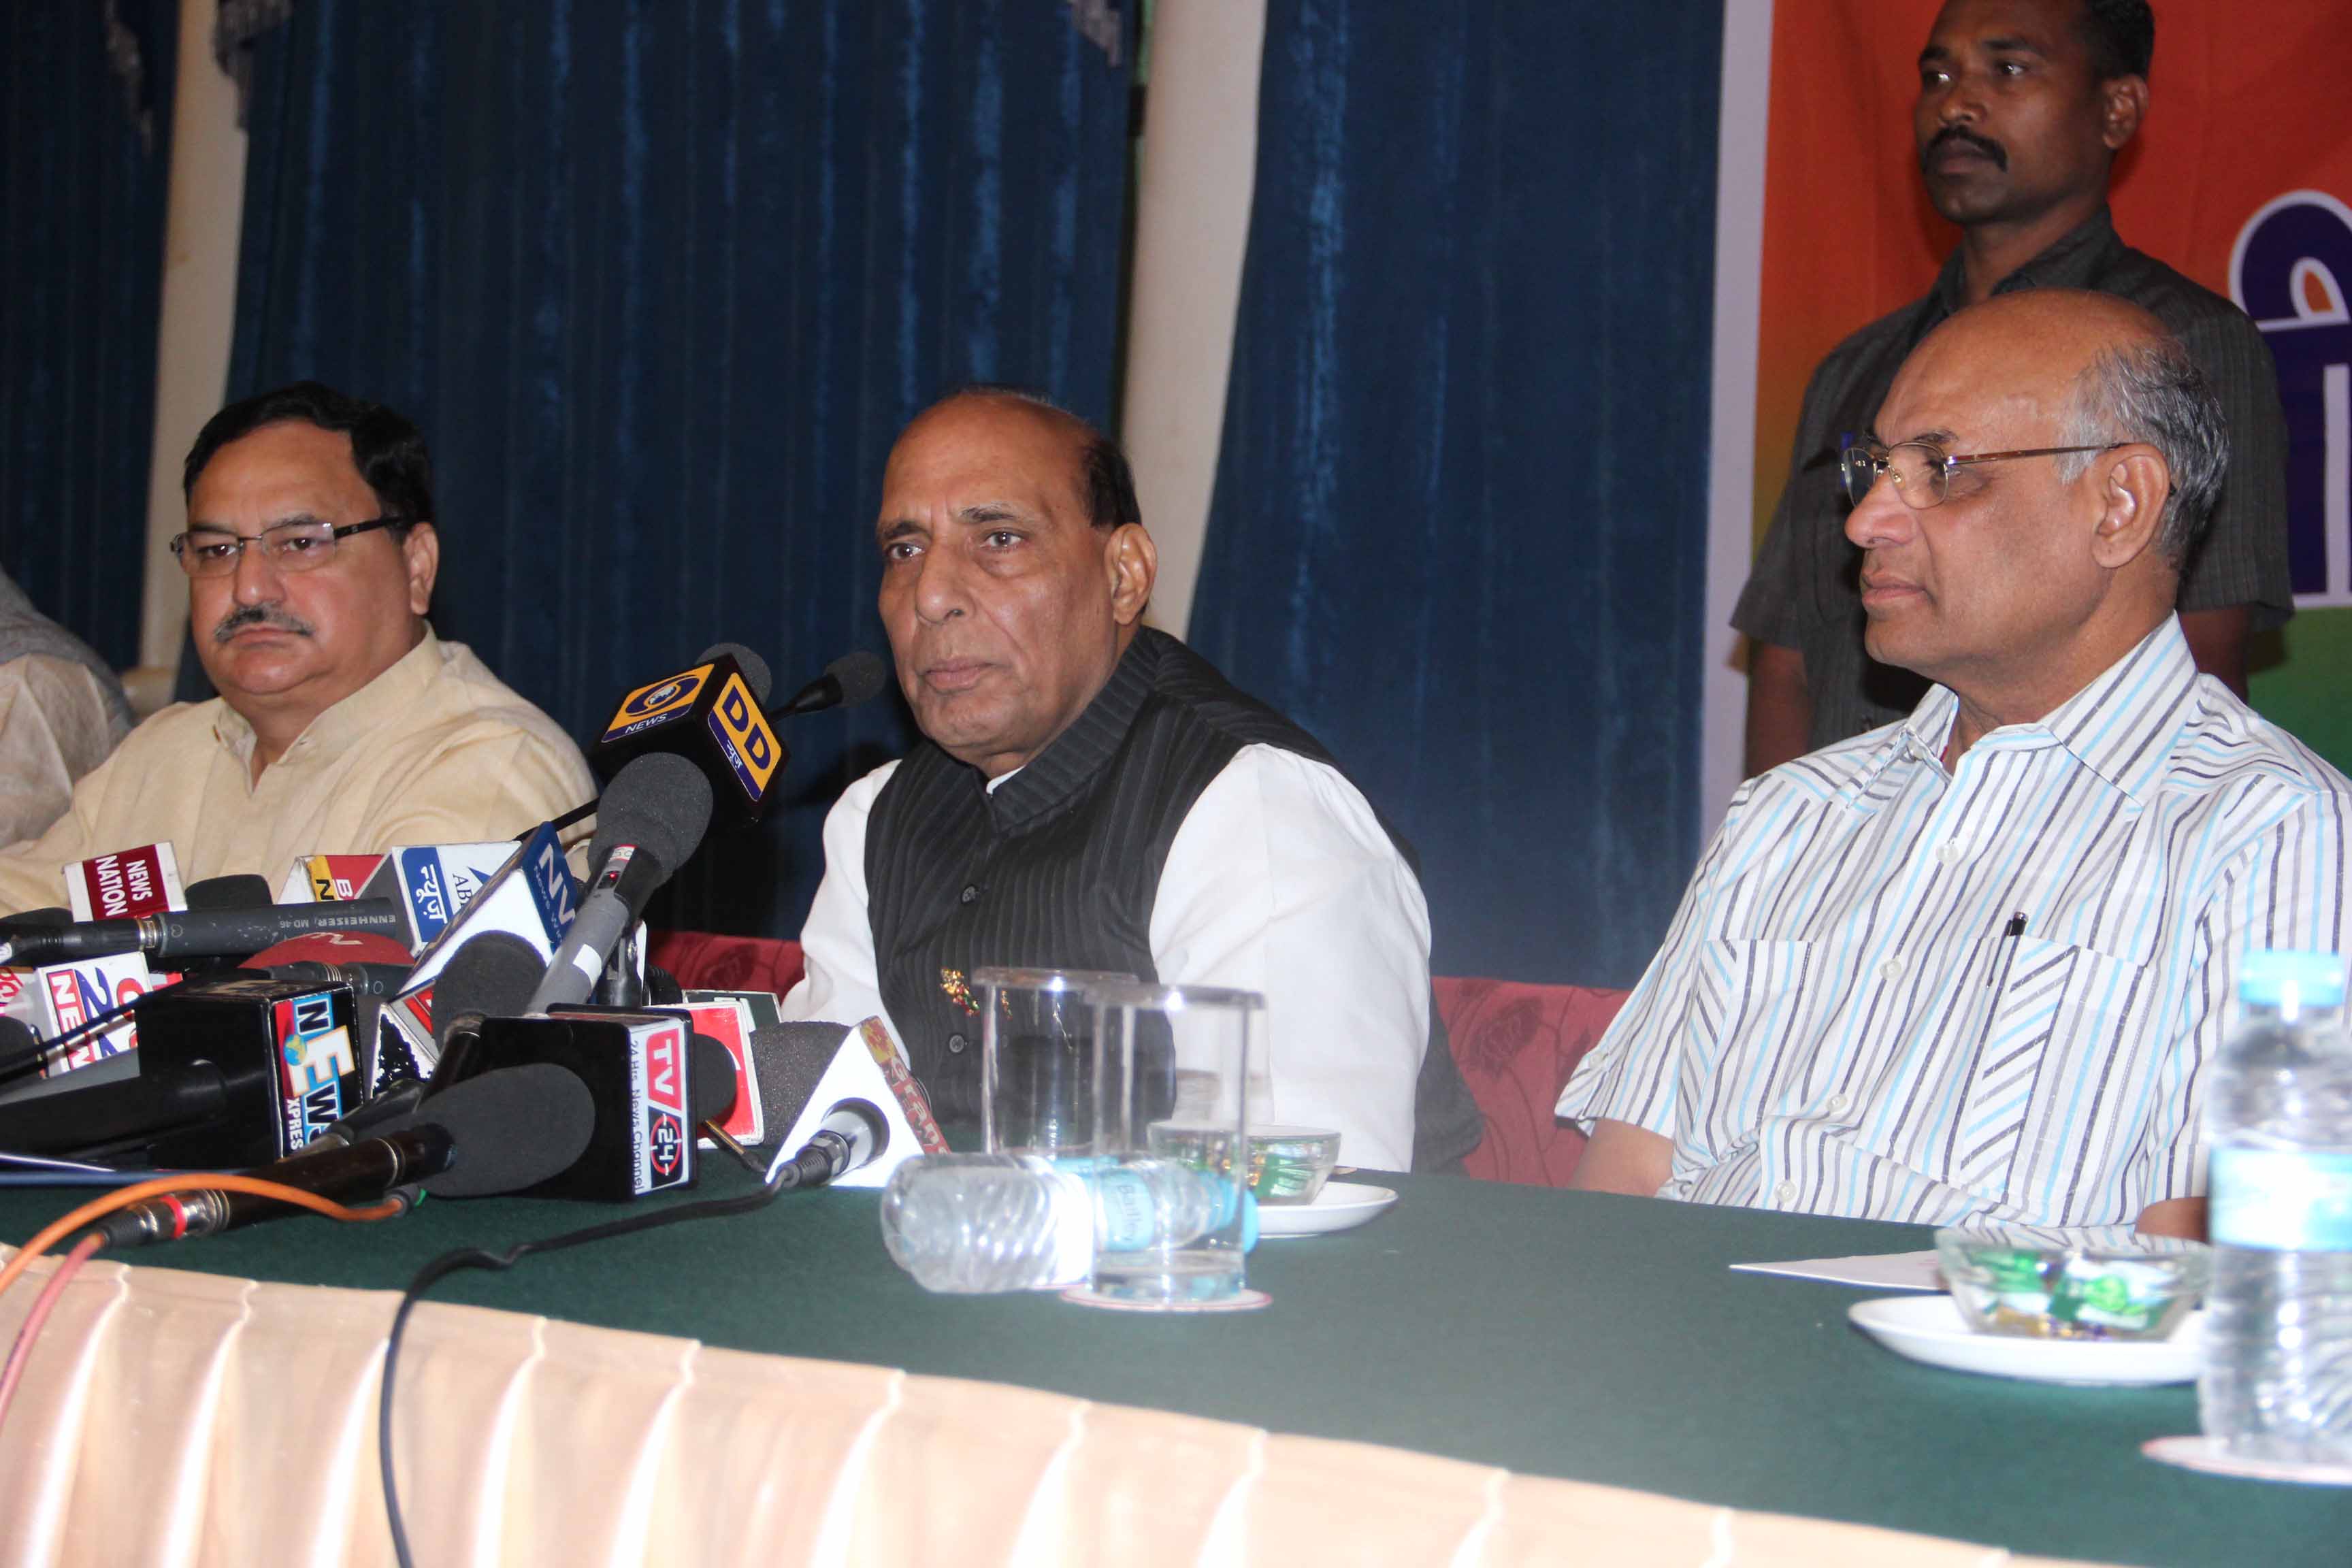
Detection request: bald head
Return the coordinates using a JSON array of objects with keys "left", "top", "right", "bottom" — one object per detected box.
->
[
  {"left": 1846, "top": 289, "right": 2225, "bottom": 735},
  {"left": 1901, "top": 291, "right": 2225, "bottom": 566}
]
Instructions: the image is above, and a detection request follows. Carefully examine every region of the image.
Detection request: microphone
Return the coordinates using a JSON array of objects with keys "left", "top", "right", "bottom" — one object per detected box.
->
[
  {"left": 777, "top": 651, "right": 888, "bottom": 718},
  {"left": 588, "top": 645, "right": 784, "bottom": 825},
  {"left": 766, "top": 1097, "right": 889, "bottom": 1190},
  {"left": 0, "top": 899, "right": 411, "bottom": 968},
  {"left": 709, "top": 1019, "right": 945, "bottom": 1188},
  {"left": 78, "top": 1062, "right": 598, "bottom": 1249},
  {"left": 185, "top": 874, "right": 274, "bottom": 913},
  {"left": 411, "top": 930, "right": 548, "bottom": 1089},
  {"left": 698, "top": 642, "right": 772, "bottom": 703},
  {"left": 523, "top": 754, "right": 712, "bottom": 1013},
  {"left": 439, "top": 1009, "right": 739, "bottom": 1198}
]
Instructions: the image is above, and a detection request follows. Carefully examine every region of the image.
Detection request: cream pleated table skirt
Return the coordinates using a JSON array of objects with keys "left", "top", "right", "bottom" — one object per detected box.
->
[{"left": 0, "top": 1248, "right": 2105, "bottom": 1567}]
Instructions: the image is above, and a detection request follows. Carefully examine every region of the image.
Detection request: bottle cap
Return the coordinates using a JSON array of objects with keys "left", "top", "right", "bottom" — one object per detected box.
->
[{"left": 2238, "top": 950, "right": 2348, "bottom": 1010}]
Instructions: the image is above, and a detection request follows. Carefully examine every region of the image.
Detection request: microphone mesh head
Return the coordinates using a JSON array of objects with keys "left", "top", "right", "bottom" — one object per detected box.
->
[
  {"left": 826, "top": 650, "right": 889, "bottom": 708},
  {"left": 184, "top": 874, "right": 275, "bottom": 913},
  {"left": 589, "top": 752, "right": 714, "bottom": 884},
  {"left": 397, "top": 1062, "right": 597, "bottom": 1198},
  {"left": 696, "top": 642, "right": 773, "bottom": 705},
  {"left": 431, "top": 932, "right": 545, "bottom": 1044}
]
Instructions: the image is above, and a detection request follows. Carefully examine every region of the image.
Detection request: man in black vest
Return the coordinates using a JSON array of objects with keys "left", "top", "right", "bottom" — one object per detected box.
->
[{"left": 781, "top": 388, "right": 1481, "bottom": 1171}]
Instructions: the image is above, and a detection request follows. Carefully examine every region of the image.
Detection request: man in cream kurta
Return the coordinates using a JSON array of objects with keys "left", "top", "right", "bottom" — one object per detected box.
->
[
  {"left": 0, "top": 382, "right": 592, "bottom": 914},
  {"left": 0, "top": 629, "right": 591, "bottom": 912}
]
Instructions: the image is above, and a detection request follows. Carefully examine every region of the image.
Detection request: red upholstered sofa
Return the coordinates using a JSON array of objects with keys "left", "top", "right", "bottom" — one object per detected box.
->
[{"left": 649, "top": 932, "right": 1626, "bottom": 1188}]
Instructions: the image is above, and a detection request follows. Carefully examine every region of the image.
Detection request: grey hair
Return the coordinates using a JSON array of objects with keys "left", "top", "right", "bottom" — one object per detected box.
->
[{"left": 2053, "top": 334, "right": 2229, "bottom": 568}]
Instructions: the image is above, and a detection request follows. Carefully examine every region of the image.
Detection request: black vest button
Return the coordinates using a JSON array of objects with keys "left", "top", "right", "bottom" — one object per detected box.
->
[
  {"left": 947, "top": 1032, "right": 968, "bottom": 1054},
  {"left": 960, "top": 883, "right": 980, "bottom": 904}
]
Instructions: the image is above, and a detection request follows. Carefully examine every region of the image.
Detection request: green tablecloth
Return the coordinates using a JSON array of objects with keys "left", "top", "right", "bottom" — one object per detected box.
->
[{"left": 2, "top": 1167, "right": 2341, "bottom": 1566}]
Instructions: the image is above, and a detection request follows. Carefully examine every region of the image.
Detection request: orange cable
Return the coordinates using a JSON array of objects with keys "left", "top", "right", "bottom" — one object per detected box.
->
[{"left": 0, "top": 1174, "right": 405, "bottom": 1305}]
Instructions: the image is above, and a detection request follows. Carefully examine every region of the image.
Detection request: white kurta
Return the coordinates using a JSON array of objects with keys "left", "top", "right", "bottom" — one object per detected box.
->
[{"left": 783, "top": 742, "right": 1433, "bottom": 1170}]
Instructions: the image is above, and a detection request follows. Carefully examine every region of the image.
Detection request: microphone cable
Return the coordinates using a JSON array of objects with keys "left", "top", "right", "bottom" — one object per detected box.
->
[
  {"left": 378, "top": 1119, "right": 867, "bottom": 1568},
  {"left": 0, "top": 1172, "right": 411, "bottom": 1439}
]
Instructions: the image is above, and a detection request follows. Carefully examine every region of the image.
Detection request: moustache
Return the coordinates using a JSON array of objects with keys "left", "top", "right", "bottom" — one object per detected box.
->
[
  {"left": 1923, "top": 125, "right": 2008, "bottom": 172},
  {"left": 212, "top": 603, "right": 316, "bottom": 643}
]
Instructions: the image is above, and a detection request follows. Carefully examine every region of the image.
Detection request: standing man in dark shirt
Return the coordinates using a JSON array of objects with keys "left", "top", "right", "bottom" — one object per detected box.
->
[{"left": 1737, "top": 0, "right": 2291, "bottom": 776}]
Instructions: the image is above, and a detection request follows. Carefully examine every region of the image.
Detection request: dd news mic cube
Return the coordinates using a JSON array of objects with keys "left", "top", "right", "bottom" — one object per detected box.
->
[{"left": 591, "top": 651, "right": 784, "bottom": 825}]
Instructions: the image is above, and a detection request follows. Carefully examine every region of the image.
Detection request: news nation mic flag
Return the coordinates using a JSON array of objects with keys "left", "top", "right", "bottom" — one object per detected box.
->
[
  {"left": 593, "top": 651, "right": 783, "bottom": 825},
  {"left": 64, "top": 845, "right": 186, "bottom": 922}
]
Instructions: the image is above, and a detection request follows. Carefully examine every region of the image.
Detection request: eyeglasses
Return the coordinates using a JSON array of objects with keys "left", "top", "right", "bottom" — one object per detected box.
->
[
  {"left": 1838, "top": 440, "right": 2113, "bottom": 510},
  {"left": 167, "top": 517, "right": 404, "bottom": 578}
]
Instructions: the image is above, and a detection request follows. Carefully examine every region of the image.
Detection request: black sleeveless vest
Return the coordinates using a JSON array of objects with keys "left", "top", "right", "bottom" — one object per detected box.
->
[{"left": 864, "top": 627, "right": 1482, "bottom": 1171}]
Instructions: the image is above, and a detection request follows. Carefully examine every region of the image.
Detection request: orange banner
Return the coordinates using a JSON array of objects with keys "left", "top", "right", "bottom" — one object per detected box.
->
[{"left": 1752, "top": 0, "right": 2352, "bottom": 612}]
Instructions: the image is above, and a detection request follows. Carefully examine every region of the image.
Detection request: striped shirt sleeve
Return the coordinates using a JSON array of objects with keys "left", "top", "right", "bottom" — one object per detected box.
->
[{"left": 1556, "top": 787, "right": 1750, "bottom": 1136}]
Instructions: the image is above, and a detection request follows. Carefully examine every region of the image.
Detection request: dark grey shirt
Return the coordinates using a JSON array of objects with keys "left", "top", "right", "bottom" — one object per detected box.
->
[{"left": 1733, "top": 208, "right": 2293, "bottom": 751}]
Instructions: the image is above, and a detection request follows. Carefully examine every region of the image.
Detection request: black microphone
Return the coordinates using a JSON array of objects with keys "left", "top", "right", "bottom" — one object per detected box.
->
[
  {"left": 523, "top": 754, "right": 713, "bottom": 1013},
  {"left": 78, "top": 1062, "right": 598, "bottom": 1249},
  {"left": 439, "top": 1010, "right": 740, "bottom": 1199},
  {"left": 1, "top": 972, "right": 378, "bottom": 1168},
  {"left": 777, "top": 650, "right": 888, "bottom": 718},
  {"left": 697, "top": 641, "right": 772, "bottom": 703},
  {"left": 417, "top": 931, "right": 549, "bottom": 1088},
  {"left": 0, "top": 898, "right": 411, "bottom": 968},
  {"left": 0, "top": 1061, "right": 229, "bottom": 1159},
  {"left": 768, "top": 1098, "right": 889, "bottom": 1190},
  {"left": 184, "top": 874, "right": 274, "bottom": 913}
]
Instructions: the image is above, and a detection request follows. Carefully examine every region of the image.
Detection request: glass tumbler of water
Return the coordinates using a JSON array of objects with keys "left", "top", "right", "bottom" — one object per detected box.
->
[
  {"left": 1088, "top": 979, "right": 1264, "bottom": 1306},
  {"left": 975, "top": 966, "right": 1134, "bottom": 1159}
]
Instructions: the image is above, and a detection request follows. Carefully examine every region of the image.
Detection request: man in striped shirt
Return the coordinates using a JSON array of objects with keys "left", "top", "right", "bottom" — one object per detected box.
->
[{"left": 1563, "top": 291, "right": 2348, "bottom": 1242}]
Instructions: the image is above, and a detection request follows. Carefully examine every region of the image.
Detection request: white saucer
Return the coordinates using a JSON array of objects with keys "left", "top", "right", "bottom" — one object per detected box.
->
[
  {"left": 1258, "top": 1181, "right": 1398, "bottom": 1238},
  {"left": 1848, "top": 1294, "right": 2202, "bottom": 1386},
  {"left": 2142, "top": 1435, "right": 2352, "bottom": 1486}
]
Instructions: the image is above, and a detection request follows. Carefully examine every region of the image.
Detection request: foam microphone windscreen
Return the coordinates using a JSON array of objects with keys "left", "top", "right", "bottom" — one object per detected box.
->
[
  {"left": 591, "top": 751, "right": 715, "bottom": 883},
  {"left": 184, "top": 874, "right": 274, "bottom": 913},
  {"left": 743, "top": 1023, "right": 856, "bottom": 1146},
  {"left": 695, "top": 641, "right": 773, "bottom": 704},
  {"left": 431, "top": 932, "right": 547, "bottom": 1047},
  {"left": 243, "top": 931, "right": 416, "bottom": 972},
  {"left": 374, "top": 1061, "right": 598, "bottom": 1198},
  {"left": 828, "top": 650, "right": 888, "bottom": 708}
]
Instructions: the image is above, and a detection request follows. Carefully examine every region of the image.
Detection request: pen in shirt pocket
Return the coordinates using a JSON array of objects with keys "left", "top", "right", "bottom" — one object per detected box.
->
[{"left": 1983, "top": 911, "right": 2028, "bottom": 990}]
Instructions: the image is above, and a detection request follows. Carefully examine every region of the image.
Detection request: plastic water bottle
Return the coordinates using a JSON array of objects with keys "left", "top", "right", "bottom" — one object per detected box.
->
[
  {"left": 879, "top": 1154, "right": 1247, "bottom": 1294},
  {"left": 2201, "top": 950, "right": 2352, "bottom": 1463}
]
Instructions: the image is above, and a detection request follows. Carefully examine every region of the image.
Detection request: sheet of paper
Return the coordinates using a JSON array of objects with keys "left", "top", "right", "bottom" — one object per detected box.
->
[{"left": 1729, "top": 1251, "right": 1944, "bottom": 1291}]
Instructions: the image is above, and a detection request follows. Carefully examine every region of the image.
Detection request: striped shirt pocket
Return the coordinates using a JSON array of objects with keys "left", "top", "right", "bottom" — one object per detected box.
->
[{"left": 1946, "top": 936, "right": 2153, "bottom": 1212}]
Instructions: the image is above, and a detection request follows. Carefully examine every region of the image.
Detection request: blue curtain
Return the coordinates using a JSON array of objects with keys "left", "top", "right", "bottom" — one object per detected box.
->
[
  {"left": 1193, "top": 1, "right": 1720, "bottom": 987},
  {"left": 0, "top": 0, "right": 176, "bottom": 670},
  {"left": 226, "top": 0, "right": 1132, "bottom": 936}
]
